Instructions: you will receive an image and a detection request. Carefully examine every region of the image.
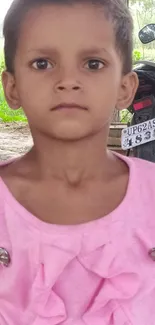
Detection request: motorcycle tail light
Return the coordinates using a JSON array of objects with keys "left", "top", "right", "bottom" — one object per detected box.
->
[{"left": 133, "top": 98, "right": 153, "bottom": 111}]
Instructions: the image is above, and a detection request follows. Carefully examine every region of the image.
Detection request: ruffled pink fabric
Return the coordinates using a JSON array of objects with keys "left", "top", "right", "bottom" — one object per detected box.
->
[{"left": 1, "top": 155, "right": 155, "bottom": 324}]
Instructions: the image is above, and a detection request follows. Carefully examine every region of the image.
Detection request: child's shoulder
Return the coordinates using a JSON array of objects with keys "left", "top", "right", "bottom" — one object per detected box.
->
[
  {"left": 0, "top": 159, "right": 17, "bottom": 214},
  {"left": 131, "top": 155, "right": 155, "bottom": 169},
  {"left": 117, "top": 155, "right": 155, "bottom": 210},
  {"left": 121, "top": 156, "right": 155, "bottom": 212},
  {"left": 0, "top": 159, "right": 13, "bottom": 176},
  {"left": 122, "top": 155, "right": 155, "bottom": 182}
]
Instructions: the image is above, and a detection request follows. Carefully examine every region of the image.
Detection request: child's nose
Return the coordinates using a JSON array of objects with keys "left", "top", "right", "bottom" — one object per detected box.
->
[{"left": 54, "top": 80, "right": 82, "bottom": 92}]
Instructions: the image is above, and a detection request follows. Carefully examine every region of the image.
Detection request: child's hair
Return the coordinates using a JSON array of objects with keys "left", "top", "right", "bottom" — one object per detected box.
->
[{"left": 3, "top": 0, "right": 133, "bottom": 75}]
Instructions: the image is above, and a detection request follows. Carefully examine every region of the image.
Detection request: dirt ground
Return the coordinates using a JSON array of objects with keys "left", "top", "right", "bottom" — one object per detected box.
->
[{"left": 0, "top": 122, "right": 32, "bottom": 161}]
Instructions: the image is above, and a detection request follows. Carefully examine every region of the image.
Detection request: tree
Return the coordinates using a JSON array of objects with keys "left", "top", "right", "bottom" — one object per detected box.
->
[
  {"left": 130, "top": 0, "right": 155, "bottom": 56},
  {"left": 130, "top": 0, "right": 155, "bottom": 9}
]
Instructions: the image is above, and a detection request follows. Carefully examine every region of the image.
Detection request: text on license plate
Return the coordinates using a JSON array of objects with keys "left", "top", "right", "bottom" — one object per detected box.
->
[{"left": 121, "top": 118, "right": 155, "bottom": 150}]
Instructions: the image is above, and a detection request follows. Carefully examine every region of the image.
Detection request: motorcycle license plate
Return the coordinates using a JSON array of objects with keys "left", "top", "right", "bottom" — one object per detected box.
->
[{"left": 121, "top": 118, "right": 155, "bottom": 150}]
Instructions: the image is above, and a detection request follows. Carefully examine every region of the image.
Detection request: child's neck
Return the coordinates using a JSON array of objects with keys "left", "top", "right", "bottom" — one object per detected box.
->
[{"left": 30, "top": 129, "right": 114, "bottom": 186}]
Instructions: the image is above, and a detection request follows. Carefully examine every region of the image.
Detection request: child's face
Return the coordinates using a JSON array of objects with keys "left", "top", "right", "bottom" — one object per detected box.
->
[{"left": 3, "top": 4, "right": 138, "bottom": 141}]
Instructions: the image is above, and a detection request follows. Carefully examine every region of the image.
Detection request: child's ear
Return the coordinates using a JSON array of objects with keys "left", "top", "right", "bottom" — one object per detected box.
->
[
  {"left": 116, "top": 71, "right": 139, "bottom": 110},
  {"left": 2, "top": 71, "right": 21, "bottom": 110}
]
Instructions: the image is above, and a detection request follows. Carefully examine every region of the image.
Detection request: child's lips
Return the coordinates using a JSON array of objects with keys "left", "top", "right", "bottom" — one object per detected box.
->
[{"left": 52, "top": 103, "right": 88, "bottom": 111}]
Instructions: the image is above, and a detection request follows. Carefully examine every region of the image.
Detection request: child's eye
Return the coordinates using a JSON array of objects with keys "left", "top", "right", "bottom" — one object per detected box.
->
[
  {"left": 84, "top": 59, "right": 105, "bottom": 70},
  {"left": 32, "top": 59, "right": 54, "bottom": 70}
]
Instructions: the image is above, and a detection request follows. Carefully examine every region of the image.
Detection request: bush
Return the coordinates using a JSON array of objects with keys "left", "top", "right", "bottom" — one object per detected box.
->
[
  {"left": 132, "top": 49, "right": 142, "bottom": 63},
  {"left": 120, "top": 110, "right": 132, "bottom": 123},
  {"left": 0, "top": 55, "right": 5, "bottom": 74}
]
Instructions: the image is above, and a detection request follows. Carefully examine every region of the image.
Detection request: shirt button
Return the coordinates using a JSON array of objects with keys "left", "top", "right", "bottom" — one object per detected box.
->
[
  {"left": 0, "top": 248, "right": 11, "bottom": 267},
  {"left": 149, "top": 248, "right": 155, "bottom": 261}
]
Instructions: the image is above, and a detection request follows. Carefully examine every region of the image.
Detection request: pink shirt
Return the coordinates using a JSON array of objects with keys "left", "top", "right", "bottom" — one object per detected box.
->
[{"left": 1, "top": 155, "right": 155, "bottom": 325}]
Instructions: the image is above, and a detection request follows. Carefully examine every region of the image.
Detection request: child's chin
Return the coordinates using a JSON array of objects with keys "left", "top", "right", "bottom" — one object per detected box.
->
[{"left": 51, "top": 124, "right": 90, "bottom": 141}]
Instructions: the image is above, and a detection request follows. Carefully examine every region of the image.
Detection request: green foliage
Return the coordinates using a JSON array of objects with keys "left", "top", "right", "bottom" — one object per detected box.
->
[
  {"left": 120, "top": 110, "right": 132, "bottom": 123},
  {"left": 0, "top": 54, "right": 5, "bottom": 73},
  {"left": 132, "top": 49, "right": 142, "bottom": 62}
]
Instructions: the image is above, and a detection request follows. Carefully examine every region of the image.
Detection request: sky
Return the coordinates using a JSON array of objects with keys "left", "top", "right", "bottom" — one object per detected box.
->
[{"left": 0, "top": 0, "right": 12, "bottom": 22}]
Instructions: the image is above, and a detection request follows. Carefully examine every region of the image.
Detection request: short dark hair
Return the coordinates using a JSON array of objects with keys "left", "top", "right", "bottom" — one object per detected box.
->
[{"left": 3, "top": 0, "right": 133, "bottom": 74}]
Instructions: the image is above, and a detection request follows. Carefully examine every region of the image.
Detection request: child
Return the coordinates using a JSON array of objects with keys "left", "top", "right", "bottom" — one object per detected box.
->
[{"left": 0, "top": 0, "right": 155, "bottom": 324}]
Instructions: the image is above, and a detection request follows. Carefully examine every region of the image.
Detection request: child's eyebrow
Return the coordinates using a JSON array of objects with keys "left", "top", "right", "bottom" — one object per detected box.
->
[
  {"left": 79, "top": 47, "right": 110, "bottom": 56},
  {"left": 27, "top": 47, "right": 59, "bottom": 56},
  {"left": 26, "top": 47, "right": 110, "bottom": 57}
]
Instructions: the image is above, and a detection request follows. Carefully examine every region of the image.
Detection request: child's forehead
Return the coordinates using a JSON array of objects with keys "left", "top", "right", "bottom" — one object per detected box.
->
[{"left": 18, "top": 4, "right": 115, "bottom": 52}]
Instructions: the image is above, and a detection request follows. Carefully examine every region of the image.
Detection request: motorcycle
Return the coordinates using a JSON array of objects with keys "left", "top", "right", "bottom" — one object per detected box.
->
[{"left": 121, "top": 24, "right": 155, "bottom": 162}]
